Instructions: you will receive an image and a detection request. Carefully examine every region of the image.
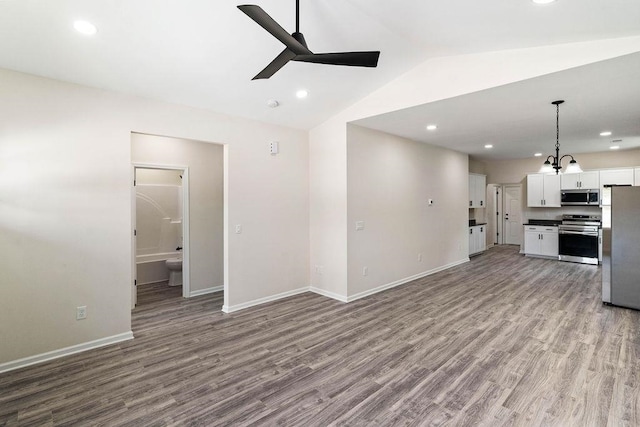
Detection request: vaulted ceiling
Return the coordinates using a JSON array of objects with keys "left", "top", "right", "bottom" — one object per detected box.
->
[{"left": 1, "top": 0, "right": 639, "bottom": 159}]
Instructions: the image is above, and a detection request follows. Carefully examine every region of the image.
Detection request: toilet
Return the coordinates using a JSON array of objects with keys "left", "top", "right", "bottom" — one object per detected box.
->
[{"left": 165, "top": 258, "right": 183, "bottom": 287}]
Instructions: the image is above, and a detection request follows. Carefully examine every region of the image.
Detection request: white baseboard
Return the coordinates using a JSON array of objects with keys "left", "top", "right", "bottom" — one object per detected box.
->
[
  {"left": 346, "top": 258, "right": 470, "bottom": 303},
  {"left": 0, "top": 259, "right": 471, "bottom": 372},
  {"left": 189, "top": 286, "right": 223, "bottom": 297},
  {"left": 0, "top": 331, "right": 134, "bottom": 374},
  {"left": 222, "top": 287, "right": 309, "bottom": 313},
  {"left": 224, "top": 259, "right": 470, "bottom": 312},
  {"left": 309, "top": 287, "right": 348, "bottom": 303}
]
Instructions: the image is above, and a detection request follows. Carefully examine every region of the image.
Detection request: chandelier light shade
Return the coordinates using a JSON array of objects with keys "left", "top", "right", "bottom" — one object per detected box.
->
[{"left": 539, "top": 100, "right": 582, "bottom": 175}]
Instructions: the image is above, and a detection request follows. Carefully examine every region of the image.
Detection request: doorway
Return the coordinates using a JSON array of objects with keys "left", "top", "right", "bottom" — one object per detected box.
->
[
  {"left": 503, "top": 185, "right": 522, "bottom": 245},
  {"left": 131, "top": 132, "right": 226, "bottom": 312},
  {"left": 492, "top": 184, "right": 523, "bottom": 246},
  {"left": 132, "top": 165, "right": 190, "bottom": 307}
]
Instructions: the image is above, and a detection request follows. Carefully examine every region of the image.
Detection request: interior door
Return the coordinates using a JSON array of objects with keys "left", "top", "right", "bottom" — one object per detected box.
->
[
  {"left": 504, "top": 185, "right": 523, "bottom": 245},
  {"left": 132, "top": 167, "right": 138, "bottom": 309},
  {"left": 495, "top": 185, "right": 502, "bottom": 244}
]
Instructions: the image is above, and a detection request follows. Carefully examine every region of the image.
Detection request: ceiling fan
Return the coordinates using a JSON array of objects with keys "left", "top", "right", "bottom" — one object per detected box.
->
[{"left": 238, "top": 0, "right": 381, "bottom": 80}]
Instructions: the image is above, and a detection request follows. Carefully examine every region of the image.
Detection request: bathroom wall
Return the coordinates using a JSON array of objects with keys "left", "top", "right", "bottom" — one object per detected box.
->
[
  {"left": 136, "top": 168, "right": 183, "bottom": 285},
  {"left": 136, "top": 169, "right": 183, "bottom": 257}
]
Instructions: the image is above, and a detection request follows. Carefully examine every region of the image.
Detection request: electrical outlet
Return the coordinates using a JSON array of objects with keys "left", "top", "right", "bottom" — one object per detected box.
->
[
  {"left": 418, "top": 253, "right": 423, "bottom": 262},
  {"left": 76, "top": 306, "right": 87, "bottom": 320},
  {"left": 270, "top": 141, "right": 279, "bottom": 155},
  {"left": 315, "top": 265, "right": 323, "bottom": 275},
  {"left": 362, "top": 266, "right": 368, "bottom": 276},
  {"left": 235, "top": 224, "right": 242, "bottom": 234}
]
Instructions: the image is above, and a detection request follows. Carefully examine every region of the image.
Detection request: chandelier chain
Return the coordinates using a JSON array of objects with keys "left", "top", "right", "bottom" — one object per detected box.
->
[{"left": 555, "top": 102, "right": 560, "bottom": 151}]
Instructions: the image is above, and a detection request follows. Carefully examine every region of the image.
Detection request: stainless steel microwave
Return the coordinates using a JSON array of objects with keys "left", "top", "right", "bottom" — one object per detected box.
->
[{"left": 561, "top": 189, "right": 600, "bottom": 206}]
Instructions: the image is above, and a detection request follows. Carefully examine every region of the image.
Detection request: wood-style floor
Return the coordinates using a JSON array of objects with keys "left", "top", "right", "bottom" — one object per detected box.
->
[{"left": 2, "top": 246, "right": 640, "bottom": 426}]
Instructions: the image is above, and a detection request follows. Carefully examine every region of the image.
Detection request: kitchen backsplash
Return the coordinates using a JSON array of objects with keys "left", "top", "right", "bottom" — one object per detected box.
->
[{"left": 523, "top": 205, "right": 602, "bottom": 222}]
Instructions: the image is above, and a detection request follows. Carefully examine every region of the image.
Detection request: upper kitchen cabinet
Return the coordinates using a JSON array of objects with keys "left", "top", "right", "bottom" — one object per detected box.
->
[
  {"left": 469, "top": 173, "right": 486, "bottom": 208},
  {"left": 600, "top": 168, "right": 634, "bottom": 189},
  {"left": 600, "top": 168, "right": 635, "bottom": 206},
  {"left": 527, "top": 173, "right": 561, "bottom": 207},
  {"left": 560, "top": 171, "right": 599, "bottom": 190}
]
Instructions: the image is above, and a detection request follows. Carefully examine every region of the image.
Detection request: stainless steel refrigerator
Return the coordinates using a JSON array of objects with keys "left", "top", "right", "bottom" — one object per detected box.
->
[{"left": 602, "top": 185, "right": 640, "bottom": 310}]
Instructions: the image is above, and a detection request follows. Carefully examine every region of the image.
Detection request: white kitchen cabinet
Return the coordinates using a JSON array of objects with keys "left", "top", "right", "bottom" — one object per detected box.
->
[
  {"left": 634, "top": 168, "right": 640, "bottom": 186},
  {"left": 527, "top": 174, "right": 561, "bottom": 207},
  {"left": 469, "top": 174, "right": 486, "bottom": 209},
  {"left": 523, "top": 225, "right": 559, "bottom": 258},
  {"left": 469, "top": 225, "right": 486, "bottom": 256},
  {"left": 600, "top": 168, "right": 634, "bottom": 206},
  {"left": 600, "top": 168, "right": 634, "bottom": 188},
  {"left": 560, "top": 171, "right": 599, "bottom": 190}
]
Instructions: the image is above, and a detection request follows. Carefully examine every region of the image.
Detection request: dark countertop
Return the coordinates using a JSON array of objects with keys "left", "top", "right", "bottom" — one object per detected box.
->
[
  {"left": 525, "top": 219, "right": 562, "bottom": 226},
  {"left": 468, "top": 222, "right": 487, "bottom": 226}
]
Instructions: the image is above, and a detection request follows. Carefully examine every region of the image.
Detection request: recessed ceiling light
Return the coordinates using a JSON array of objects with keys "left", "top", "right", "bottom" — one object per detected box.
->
[
  {"left": 532, "top": 0, "right": 556, "bottom": 4},
  {"left": 600, "top": 131, "right": 612, "bottom": 136},
  {"left": 73, "top": 20, "right": 97, "bottom": 35},
  {"left": 296, "top": 89, "right": 308, "bottom": 99},
  {"left": 426, "top": 124, "right": 437, "bottom": 131},
  {"left": 610, "top": 146, "right": 620, "bottom": 150},
  {"left": 534, "top": 153, "right": 543, "bottom": 157},
  {"left": 484, "top": 144, "right": 493, "bottom": 149}
]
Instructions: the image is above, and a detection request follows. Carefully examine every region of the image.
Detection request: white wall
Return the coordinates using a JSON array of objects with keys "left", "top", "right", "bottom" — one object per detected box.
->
[
  {"left": 309, "top": 121, "right": 348, "bottom": 299},
  {"left": 0, "top": 68, "right": 309, "bottom": 366},
  {"left": 347, "top": 125, "right": 468, "bottom": 297},
  {"left": 132, "top": 134, "right": 223, "bottom": 292}
]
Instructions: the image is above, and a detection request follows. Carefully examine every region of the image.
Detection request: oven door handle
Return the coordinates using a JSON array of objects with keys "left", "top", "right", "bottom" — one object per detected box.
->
[{"left": 559, "top": 230, "right": 599, "bottom": 236}]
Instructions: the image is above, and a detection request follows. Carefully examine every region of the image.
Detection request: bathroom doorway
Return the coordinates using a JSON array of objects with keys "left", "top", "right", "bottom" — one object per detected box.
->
[
  {"left": 131, "top": 133, "right": 225, "bottom": 311},
  {"left": 132, "top": 165, "right": 190, "bottom": 306}
]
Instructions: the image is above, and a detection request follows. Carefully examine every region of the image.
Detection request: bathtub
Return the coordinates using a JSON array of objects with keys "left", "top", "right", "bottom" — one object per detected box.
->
[{"left": 136, "top": 251, "right": 182, "bottom": 285}]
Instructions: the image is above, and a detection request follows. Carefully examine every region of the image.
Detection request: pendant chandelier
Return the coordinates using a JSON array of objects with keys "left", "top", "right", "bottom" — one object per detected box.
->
[{"left": 540, "top": 100, "right": 582, "bottom": 174}]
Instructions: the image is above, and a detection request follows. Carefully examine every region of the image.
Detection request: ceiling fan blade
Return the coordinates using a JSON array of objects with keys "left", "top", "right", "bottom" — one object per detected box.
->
[
  {"left": 293, "top": 51, "right": 380, "bottom": 67},
  {"left": 238, "top": 5, "right": 312, "bottom": 55},
  {"left": 252, "top": 48, "right": 296, "bottom": 80}
]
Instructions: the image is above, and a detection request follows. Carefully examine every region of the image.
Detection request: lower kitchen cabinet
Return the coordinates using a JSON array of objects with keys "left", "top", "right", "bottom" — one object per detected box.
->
[
  {"left": 524, "top": 225, "right": 558, "bottom": 258},
  {"left": 469, "top": 225, "right": 486, "bottom": 256}
]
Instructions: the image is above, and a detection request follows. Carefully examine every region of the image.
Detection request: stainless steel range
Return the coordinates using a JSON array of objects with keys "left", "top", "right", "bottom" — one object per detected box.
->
[{"left": 558, "top": 214, "right": 602, "bottom": 265}]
